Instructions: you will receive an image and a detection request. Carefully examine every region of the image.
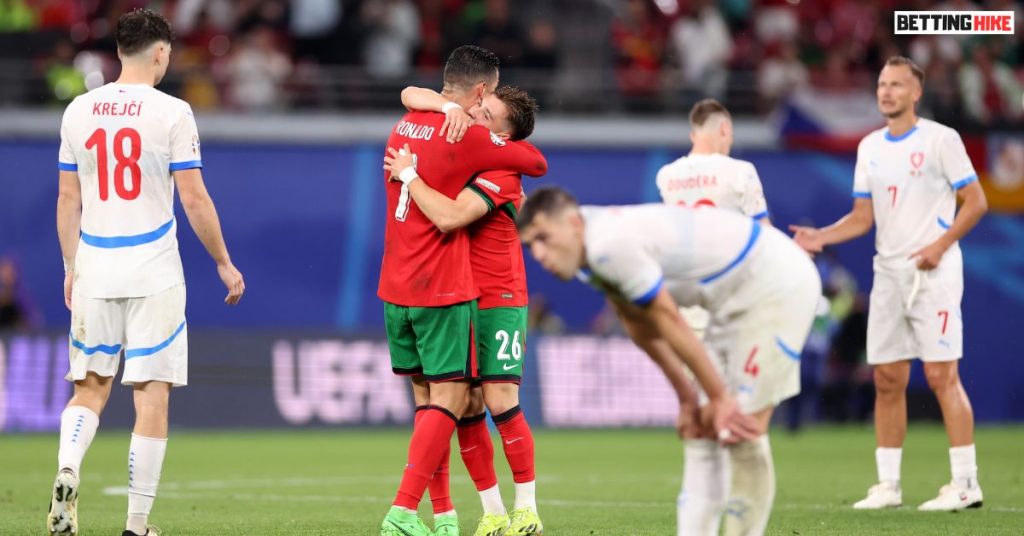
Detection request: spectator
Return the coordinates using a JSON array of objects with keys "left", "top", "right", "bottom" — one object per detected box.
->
[
  {"left": 959, "top": 41, "right": 1023, "bottom": 125},
  {"left": 361, "top": 0, "right": 420, "bottom": 79},
  {"left": 522, "top": 18, "right": 558, "bottom": 71},
  {"left": 609, "top": 0, "right": 667, "bottom": 110},
  {"left": 225, "top": 26, "right": 292, "bottom": 110},
  {"left": 670, "top": 0, "right": 732, "bottom": 99},
  {"left": 45, "top": 41, "right": 86, "bottom": 105},
  {"left": 467, "top": 0, "right": 525, "bottom": 67},
  {"left": 758, "top": 39, "right": 807, "bottom": 108}
]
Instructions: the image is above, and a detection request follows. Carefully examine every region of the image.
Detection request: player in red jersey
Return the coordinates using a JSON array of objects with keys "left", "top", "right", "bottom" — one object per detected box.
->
[
  {"left": 378, "top": 45, "right": 548, "bottom": 536},
  {"left": 386, "top": 85, "right": 543, "bottom": 536}
]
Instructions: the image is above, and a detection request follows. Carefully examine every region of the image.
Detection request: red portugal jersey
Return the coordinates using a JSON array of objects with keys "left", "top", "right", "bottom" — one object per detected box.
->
[
  {"left": 378, "top": 111, "right": 548, "bottom": 307},
  {"left": 466, "top": 169, "right": 529, "bottom": 310}
]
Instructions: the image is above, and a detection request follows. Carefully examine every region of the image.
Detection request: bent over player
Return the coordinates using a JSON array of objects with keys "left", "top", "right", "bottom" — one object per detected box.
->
[
  {"left": 49, "top": 9, "right": 245, "bottom": 536},
  {"left": 518, "top": 187, "right": 821, "bottom": 535}
]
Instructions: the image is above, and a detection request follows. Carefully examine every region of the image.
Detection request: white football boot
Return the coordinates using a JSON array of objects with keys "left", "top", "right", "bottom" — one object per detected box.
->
[
  {"left": 852, "top": 481, "right": 902, "bottom": 509},
  {"left": 918, "top": 482, "right": 983, "bottom": 511},
  {"left": 47, "top": 468, "right": 79, "bottom": 535}
]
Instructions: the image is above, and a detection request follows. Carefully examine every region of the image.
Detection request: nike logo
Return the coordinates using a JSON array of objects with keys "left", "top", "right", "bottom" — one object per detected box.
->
[
  {"left": 505, "top": 437, "right": 523, "bottom": 445},
  {"left": 502, "top": 363, "right": 519, "bottom": 371},
  {"left": 460, "top": 446, "right": 478, "bottom": 454}
]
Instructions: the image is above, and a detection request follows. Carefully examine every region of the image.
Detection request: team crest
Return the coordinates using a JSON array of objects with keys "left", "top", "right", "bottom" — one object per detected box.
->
[
  {"left": 489, "top": 131, "right": 506, "bottom": 146},
  {"left": 910, "top": 152, "right": 924, "bottom": 176}
]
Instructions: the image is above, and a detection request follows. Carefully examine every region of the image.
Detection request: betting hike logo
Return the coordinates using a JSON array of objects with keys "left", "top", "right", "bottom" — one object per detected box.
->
[{"left": 895, "top": 11, "right": 1015, "bottom": 34}]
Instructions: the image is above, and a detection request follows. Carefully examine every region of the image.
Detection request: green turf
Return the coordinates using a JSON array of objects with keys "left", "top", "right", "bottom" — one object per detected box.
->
[{"left": 3, "top": 425, "right": 1022, "bottom": 535}]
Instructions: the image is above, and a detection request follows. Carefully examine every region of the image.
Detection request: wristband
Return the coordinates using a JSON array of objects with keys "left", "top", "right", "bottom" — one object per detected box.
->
[
  {"left": 398, "top": 167, "right": 419, "bottom": 185},
  {"left": 62, "top": 257, "right": 74, "bottom": 274},
  {"left": 441, "top": 101, "right": 462, "bottom": 114}
]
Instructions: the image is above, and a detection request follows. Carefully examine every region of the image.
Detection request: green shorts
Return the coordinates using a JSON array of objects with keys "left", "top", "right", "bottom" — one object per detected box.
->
[
  {"left": 384, "top": 300, "right": 478, "bottom": 381},
  {"left": 475, "top": 306, "right": 528, "bottom": 382}
]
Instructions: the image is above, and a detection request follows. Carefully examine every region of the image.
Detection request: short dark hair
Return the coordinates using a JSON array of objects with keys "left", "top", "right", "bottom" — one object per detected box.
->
[
  {"left": 885, "top": 56, "right": 925, "bottom": 86},
  {"left": 116, "top": 8, "right": 174, "bottom": 57},
  {"left": 443, "top": 45, "right": 500, "bottom": 90},
  {"left": 494, "top": 86, "right": 538, "bottom": 141},
  {"left": 689, "top": 98, "right": 730, "bottom": 128},
  {"left": 517, "top": 186, "right": 578, "bottom": 230}
]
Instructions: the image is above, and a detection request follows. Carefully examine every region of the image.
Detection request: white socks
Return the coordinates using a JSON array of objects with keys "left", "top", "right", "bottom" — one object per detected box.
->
[
  {"left": 126, "top": 434, "right": 167, "bottom": 535},
  {"left": 479, "top": 484, "right": 506, "bottom": 515},
  {"left": 514, "top": 480, "right": 536, "bottom": 511},
  {"left": 876, "top": 447, "right": 902, "bottom": 488},
  {"left": 58, "top": 406, "right": 100, "bottom": 476},
  {"left": 723, "top": 436, "right": 775, "bottom": 536},
  {"left": 677, "top": 439, "right": 729, "bottom": 536},
  {"left": 950, "top": 444, "right": 978, "bottom": 490}
]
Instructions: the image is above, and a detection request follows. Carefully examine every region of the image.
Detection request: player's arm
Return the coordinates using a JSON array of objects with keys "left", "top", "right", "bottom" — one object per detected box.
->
[
  {"left": 911, "top": 173, "right": 988, "bottom": 270},
  {"left": 460, "top": 128, "right": 548, "bottom": 177},
  {"left": 790, "top": 197, "right": 874, "bottom": 254},
  {"left": 384, "top": 143, "right": 489, "bottom": 232},
  {"left": 623, "top": 289, "right": 761, "bottom": 441},
  {"left": 399, "top": 86, "right": 472, "bottom": 143},
  {"left": 173, "top": 169, "right": 245, "bottom": 305},
  {"left": 56, "top": 170, "right": 81, "bottom": 310}
]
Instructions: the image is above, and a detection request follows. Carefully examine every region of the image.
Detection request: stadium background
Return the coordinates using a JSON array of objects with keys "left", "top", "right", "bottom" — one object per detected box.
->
[{"left": 1, "top": 1, "right": 1023, "bottom": 534}]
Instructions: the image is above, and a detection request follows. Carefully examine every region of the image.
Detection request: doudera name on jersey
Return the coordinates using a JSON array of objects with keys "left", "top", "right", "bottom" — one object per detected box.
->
[{"left": 894, "top": 11, "right": 1014, "bottom": 35}]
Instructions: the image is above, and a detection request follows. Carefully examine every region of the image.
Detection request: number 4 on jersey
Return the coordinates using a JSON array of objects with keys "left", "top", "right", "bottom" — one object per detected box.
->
[{"left": 85, "top": 127, "right": 142, "bottom": 201}]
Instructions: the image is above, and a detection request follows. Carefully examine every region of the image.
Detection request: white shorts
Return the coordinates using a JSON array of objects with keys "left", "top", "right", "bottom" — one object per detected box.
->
[
  {"left": 867, "top": 249, "right": 963, "bottom": 365},
  {"left": 700, "top": 229, "right": 821, "bottom": 414},
  {"left": 68, "top": 283, "right": 188, "bottom": 387}
]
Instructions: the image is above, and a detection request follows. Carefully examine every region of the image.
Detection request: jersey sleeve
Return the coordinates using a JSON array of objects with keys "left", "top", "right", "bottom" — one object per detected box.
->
[
  {"left": 940, "top": 128, "right": 978, "bottom": 190},
  {"left": 739, "top": 162, "right": 769, "bottom": 219},
  {"left": 655, "top": 164, "right": 673, "bottom": 204},
  {"left": 459, "top": 129, "right": 548, "bottom": 177},
  {"left": 169, "top": 103, "right": 202, "bottom": 171},
  {"left": 467, "top": 170, "right": 522, "bottom": 211},
  {"left": 57, "top": 107, "right": 77, "bottom": 171},
  {"left": 852, "top": 139, "right": 871, "bottom": 198},
  {"left": 588, "top": 238, "right": 664, "bottom": 306}
]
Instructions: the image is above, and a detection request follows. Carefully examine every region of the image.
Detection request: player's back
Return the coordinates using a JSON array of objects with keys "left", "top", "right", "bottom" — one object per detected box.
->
[
  {"left": 379, "top": 111, "right": 547, "bottom": 308},
  {"left": 855, "top": 118, "right": 975, "bottom": 266},
  {"left": 59, "top": 83, "right": 199, "bottom": 299},
  {"left": 580, "top": 204, "right": 760, "bottom": 306},
  {"left": 656, "top": 153, "right": 767, "bottom": 218},
  {"left": 468, "top": 172, "right": 527, "bottom": 310}
]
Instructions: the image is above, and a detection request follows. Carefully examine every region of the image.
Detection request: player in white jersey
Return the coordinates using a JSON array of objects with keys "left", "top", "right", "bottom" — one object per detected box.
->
[
  {"left": 657, "top": 99, "right": 769, "bottom": 222},
  {"left": 656, "top": 99, "right": 778, "bottom": 534},
  {"left": 791, "top": 57, "right": 988, "bottom": 512},
  {"left": 49, "top": 10, "right": 245, "bottom": 536},
  {"left": 518, "top": 187, "right": 821, "bottom": 535}
]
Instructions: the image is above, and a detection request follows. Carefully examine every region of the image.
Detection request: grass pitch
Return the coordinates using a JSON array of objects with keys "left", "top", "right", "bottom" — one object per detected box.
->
[{"left": 2, "top": 425, "right": 1022, "bottom": 535}]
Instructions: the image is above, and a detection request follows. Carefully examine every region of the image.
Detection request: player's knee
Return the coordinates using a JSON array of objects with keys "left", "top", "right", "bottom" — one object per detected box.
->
[
  {"left": 873, "top": 366, "right": 908, "bottom": 395},
  {"left": 482, "top": 383, "right": 520, "bottom": 415},
  {"left": 923, "top": 362, "right": 959, "bottom": 392}
]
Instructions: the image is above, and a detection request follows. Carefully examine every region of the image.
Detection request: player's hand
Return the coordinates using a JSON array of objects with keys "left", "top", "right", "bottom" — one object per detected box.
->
[
  {"left": 63, "top": 269, "right": 73, "bottom": 311},
  {"left": 676, "top": 399, "right": 701, "bottom": 439},
  {"left": 789, "top": 225, "right": 824, "bottom": 255},
  {"left": 217, "top": 262, "right": 245, "bottom": 305},
  {"left": 439, "top": 106, "right": 472, "bottom": 143},
  {"left": 383, "top": 144, "right": 416, "bottom": 179},
  {"left": 910, "top": 240, "right": 947, "bottom": 270},
  {"left": 706, "top": 394, "right": 760, "bottom": 445}
]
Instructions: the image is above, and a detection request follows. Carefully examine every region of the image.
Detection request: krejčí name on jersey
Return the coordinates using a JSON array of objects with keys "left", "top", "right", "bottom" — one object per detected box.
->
[{"left": 92, "top": 101, "right": 143, "bottom": 117}]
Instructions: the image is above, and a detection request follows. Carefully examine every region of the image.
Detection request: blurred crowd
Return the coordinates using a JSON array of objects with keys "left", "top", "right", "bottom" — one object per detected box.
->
[{"left": 0, "top": 0, "right": 1021, "bottom": 123}]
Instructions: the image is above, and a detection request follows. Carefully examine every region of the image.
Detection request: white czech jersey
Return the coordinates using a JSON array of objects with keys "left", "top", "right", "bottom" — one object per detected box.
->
[
  {"left": 655, "top": 153, "right": 768, "bottom": 219},
  {"left": 577, "top": 204, "right": 761, "bottom": 309},
  {"left": 853, "top": 118, "right": 976, "bottom": 269},
  {"left": 58, "top": 83, "right": 202, "bottom": 298}
]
